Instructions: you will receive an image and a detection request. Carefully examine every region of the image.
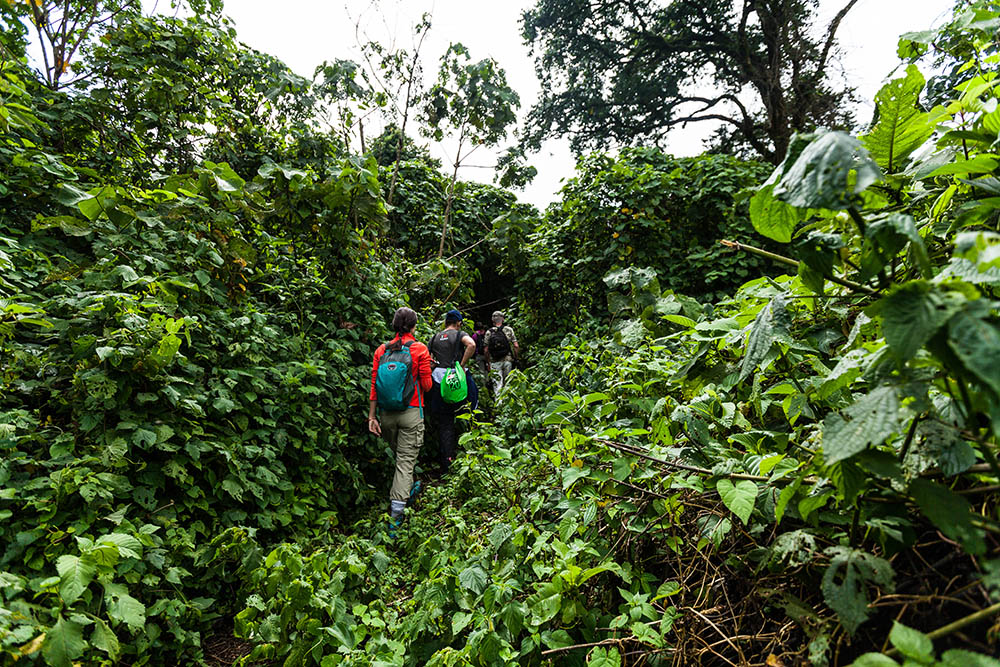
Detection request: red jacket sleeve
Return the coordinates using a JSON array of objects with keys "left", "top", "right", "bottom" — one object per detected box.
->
[
  {"left": 413, "top": 342, "right": 433, "bottom": 395},
  {"left": 369, "top": 344, "right": 384, "bottom": 401}
]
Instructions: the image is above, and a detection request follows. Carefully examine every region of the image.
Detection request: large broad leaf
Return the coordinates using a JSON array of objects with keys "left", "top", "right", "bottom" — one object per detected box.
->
[
  {"left": 821, "top": 546, "right": 895, "bottom": 635},
  {"left": 32, "top": 215, "right": 94, "bottom": 237},
  {"left": 859, "top": 214, "right": 932, "bottom": 281},
  {"left": 750, "top": 183, "right": 800, "bottom": 243},
  {"left": 527, "top": 580, "right": 564, "bottom": 626},
  {"left": 499, "top": 601, "right": 525, "bottom": 636},
  {"left": 587, "top": 647, "right": 623, "bottom": 667},
  {"left": 867, "top": 281, "right": 963, "bottom": 362},
  {"left": 948, "top": 311, "right": 1000, "bottom": 397},
  {"left": 909, "top": 479, "right": 986, "bottom": 555},
  {"left": 56, "top": 554, "right": 96, "bottom": 605},
  {"left": 458, "top": 565, "right": 488, "bottom": 595},
  {"left": 918, "top": 421, "right": 976, "bottom": 477},
  {"left": 774, "top": 131, "right": 882, "bottom": 210},
  {"left": 940, "top": 649, "right": 1000, "bottom": 667},
  {"left": 42, "top": 615, "right": 86, "bottom": 667},
  {"left": 452, "top": 611, "right": 473, "bottom": 636},
  {"left": 716, "top": 479, "right": 757, "bottom": 525},
  {"left": 862, "top": 65, "right": 935, "bottom": 173},
  {"left": 108, "top": 592, "right": 146, "bottom": 631},
  {"left": 795, "top": 231, "right": 845, "bottom": 280},
  {"left": 851, "top": 653, "right": 902, "bottom": 666},
  {"left": 739, "top": 296, "right": 790, "bottom": 381},
  {"left": 954, "top": 231, "right": 1000, "bottom": 271},
  {"left": 822, "top": 386, "right": 901, "bottom": 464},
  {"left": 928, "top": 154, "right": 1000, "bottom": 176},
  {"left": 204, "top": 161, "right": 246, "bottom": 192},
  {"left": 97, "top": 533, "right": 143, "bottom": 559},
  {"left": 888, "top": 621, "right": 934, "bottom": 663},
  {"left": 90, "top": 618, "right": 121, "bottom": 660}
]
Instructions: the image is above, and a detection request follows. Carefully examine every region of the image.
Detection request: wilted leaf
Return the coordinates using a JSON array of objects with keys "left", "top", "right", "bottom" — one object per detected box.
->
[
  {"left": 909, "top": 479, "right": 985, "bottom": 555},
  {"left": 821, "top": 546, "right": 894, "bottom": 635}
]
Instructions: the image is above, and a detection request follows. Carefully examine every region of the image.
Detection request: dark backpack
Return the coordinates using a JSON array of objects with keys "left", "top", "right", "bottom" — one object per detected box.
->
[
  {"left": 430, "top": 330, "right": 464, "bottom": 367},
  {"left": 375, "top": 339, "right": 416, "bottom": 411},
  {"left": 487, "top": 326, "right": 511, "bottom": 359}
]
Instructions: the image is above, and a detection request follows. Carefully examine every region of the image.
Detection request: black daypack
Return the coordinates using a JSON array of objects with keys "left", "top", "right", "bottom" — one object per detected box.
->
[{"left": 487, "top": 326, "right": 511, "bottom": 359}]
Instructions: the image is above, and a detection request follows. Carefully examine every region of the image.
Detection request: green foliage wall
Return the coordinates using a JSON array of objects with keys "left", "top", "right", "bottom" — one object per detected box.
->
[
  {"left": 515, "top": 149, "right": 774, "bottom": 340},
  {"left": 0, "top": 40, "right": 401, "bottom": 662}
]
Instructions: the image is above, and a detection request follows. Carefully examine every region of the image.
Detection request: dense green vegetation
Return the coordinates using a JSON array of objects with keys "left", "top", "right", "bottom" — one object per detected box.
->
[{"left": 2, "top": 1, "right": 1000, "bottom": 666}]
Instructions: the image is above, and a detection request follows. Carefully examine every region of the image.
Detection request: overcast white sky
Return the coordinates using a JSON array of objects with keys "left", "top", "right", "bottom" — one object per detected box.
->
[
  {"left": 135, "top": 0, "right": 949, "bottom": 209},
  {"left": 217, "top": 0, "right": 951, "bottom": 209}
]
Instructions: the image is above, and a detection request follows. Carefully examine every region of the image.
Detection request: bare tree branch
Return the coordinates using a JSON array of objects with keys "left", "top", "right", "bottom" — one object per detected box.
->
[{"left": 818, "top": 0, "right": 860, "bottom": 77}]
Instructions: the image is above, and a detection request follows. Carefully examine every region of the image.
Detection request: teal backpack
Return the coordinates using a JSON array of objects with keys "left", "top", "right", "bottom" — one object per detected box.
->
[{"left": 375, "top": 339, "right": 417, "bottom": 411}]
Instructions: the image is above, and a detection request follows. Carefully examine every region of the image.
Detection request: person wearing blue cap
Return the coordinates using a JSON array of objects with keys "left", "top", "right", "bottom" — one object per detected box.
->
[{"left": 427, "top": 309, "right": 478, "bottom": 470}]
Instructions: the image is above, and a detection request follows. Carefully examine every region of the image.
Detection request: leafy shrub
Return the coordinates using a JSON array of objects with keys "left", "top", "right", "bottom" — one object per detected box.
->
[{"left": 514, "top": 149, "right": 775, "bottom": 341}]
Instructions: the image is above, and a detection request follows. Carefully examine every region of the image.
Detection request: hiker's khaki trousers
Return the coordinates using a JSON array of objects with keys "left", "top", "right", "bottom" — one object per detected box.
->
[{"left": 382, "top": 407, "right": 424, "bottom": 502}]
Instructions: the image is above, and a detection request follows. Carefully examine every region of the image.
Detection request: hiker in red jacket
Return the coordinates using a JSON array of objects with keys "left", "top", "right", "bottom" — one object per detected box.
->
[{"left": 368, "top": 307, "right": 433, "bottom": 522}]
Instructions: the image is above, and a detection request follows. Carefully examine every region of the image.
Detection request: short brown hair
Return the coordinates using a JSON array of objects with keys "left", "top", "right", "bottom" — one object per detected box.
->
[{"left": 391, "top": 307, "right": 418, "bottom": 333}]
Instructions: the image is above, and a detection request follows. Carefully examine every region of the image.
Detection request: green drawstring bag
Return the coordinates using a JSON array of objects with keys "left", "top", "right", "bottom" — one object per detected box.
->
[{"left": 441, "top": 362, "right": 468, "bottom": 404}]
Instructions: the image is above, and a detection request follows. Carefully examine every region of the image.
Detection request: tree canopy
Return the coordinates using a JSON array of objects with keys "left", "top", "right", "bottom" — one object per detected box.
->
[{"left": 521, "top": 0, "right": 860, "bottom": 163}]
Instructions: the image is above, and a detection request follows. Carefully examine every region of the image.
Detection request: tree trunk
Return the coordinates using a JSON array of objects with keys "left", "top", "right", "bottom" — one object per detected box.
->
[{"left": 437, "top": 128, "right": 465, "bottom": 259}]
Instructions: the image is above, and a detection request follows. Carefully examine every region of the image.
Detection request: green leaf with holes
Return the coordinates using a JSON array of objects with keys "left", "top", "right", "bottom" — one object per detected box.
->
[{"left": 862, "top": 65, "right": 935, "bottom": 173}]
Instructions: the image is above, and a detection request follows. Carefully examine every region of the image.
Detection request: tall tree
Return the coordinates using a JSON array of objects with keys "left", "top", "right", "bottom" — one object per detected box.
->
[
  {"left": 77, "top": 14, "right": 316, "bottom": 179},
  {"left": 420, "top": 43, "right": 519, "bottom": 258},
  {"left": 0, "top": 0, "right": 140, "bottom": 89},
  {"left": 357, "top": 13, "right": 433, "bottom": 205},
  {"left": 0, "top": 0, "right": 223, "bottom": 90},
  {"left": 521, "top": 0, "right": 860, "bottom": 163}
]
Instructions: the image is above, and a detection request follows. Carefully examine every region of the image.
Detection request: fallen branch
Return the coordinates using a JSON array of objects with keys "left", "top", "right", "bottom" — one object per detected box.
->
[
  {"left": 597, "top": 438, "right": 770, "bottom": 482},
  {"left": 720, "top": 239, "right": 877, "bottom": 295}
]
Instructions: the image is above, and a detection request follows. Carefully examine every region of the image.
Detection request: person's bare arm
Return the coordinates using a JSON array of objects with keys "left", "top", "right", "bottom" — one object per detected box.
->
[
  {"left": 368, "top": 399, "right": 381, "bottom": 435},
  {"left": 460, "top": 335, "right": 475, "bottom": 368}
]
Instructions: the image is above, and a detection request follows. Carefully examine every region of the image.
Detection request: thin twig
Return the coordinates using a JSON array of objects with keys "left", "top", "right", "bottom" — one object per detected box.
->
[{"left": 540, "top": 637, "right": 624, "bottom": 656}]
